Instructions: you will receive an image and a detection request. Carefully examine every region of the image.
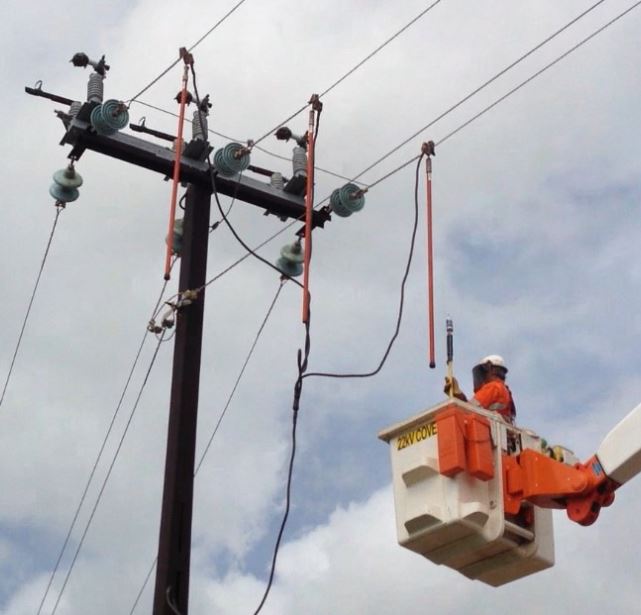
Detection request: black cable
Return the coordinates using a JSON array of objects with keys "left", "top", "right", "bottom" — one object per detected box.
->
[
  {"left": 251, "top": 0, "right": 444, "bottom": 147},
  {"left": 127, "top": 0, "right": 249, "bottom": 104},
  {"left": 189, "top": 65, "right": 304, "bottom": 289},
  {"left": 251, "top": 319, "right": 309, "bottom": 615},
  {"left": 0, "top": 205, "right": 63, "bottom": 409},
  {"left": 251, "top": 110, "right": 320, "bottom": 615},
  {"left": 49, "top": 332, "right": 167, "bottom": 615},
  {"left": 303, "top": 154, "right": 423, "bottom": 381}
]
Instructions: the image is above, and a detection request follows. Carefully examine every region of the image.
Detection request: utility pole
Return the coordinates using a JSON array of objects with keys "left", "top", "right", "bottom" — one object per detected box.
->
[
  {"left": 152, "top": 182, "right": 210, "bottom": 614},
  {"left": 26, "top": 56, "right": 331, "bottom": 614}
]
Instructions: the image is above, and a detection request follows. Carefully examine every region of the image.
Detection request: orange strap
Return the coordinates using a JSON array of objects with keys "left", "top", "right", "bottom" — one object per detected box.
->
[{"left": 164, "top": 61, "right": 190, "bottom": 280}]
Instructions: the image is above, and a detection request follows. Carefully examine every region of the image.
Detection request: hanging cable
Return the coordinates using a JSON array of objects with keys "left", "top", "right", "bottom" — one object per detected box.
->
[
  {"left": 251, "top": 104, "right": 321, "bottom": 615},
  {"left": 127, "top": 0, "right": 249, "bottom": 105},
  {"left": 48, "top": 329, "right": 169, "bottom": 615},
  {"left": 0, "top": 204, "right": 63, "bottom": 409},
  {"left": 35, "top": 262, "right": 176, "bottom": 615},
  {"left": 250, "top": 0, "right": 444, "bottom": 148},
  {"left": 251, "top": 317, "right": 309, "bottom": 615},
  {"left": 302, "top": 154, "right": 423, "bottom": 381}
]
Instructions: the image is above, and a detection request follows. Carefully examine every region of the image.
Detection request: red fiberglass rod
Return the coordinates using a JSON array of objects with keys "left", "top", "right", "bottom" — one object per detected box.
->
[
  {"left": 164, "top": 50, "right": 192, "bottom": 280},
  {"left": 302, "top": 95, "right": 321, "bottom": 323},
  {"left": 424, "top": 142, "right": 436, "bottom": 368}
]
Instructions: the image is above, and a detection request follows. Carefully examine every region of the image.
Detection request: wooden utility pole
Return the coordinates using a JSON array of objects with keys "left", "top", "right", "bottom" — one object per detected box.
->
[
  {"left": 152, "top": 183, "right": 210, "bottom": 614},
  {"left": 27, "top": 70, "right": 330, "bottom": 614}
]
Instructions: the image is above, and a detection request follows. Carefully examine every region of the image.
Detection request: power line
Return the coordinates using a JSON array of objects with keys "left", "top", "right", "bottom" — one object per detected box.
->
[
  {"left": 49, "top": 332, "right": 167, "bottom": 615},
  {"left": 35, "top": 264, "right": 175, "bottom": 615},
  {"left": 129, "top": 279, "right": 286, "bottom": 614},
  {"left": 349, "top": 0, "right": 609, "bottom": 184},
  {"left": 127, "top": 0, "right": 250, "bottom": 104},
  {"left": 345, "top": 0, "right": 641, "bottom": 194},
  {"left": 189, "top": 65, "right": 305, "bottom": 288},
  {"left": 0, "top": 205, "right": 63, "bottom": 409},
  {"left": 129, "top": 99, "right": 364, "bottom": 185},
  {"left": 250, "top": 0, "right": 445, "bottom": 147},
  {"left": 195, "top": 278, "right": 286, "bottom": 473},
  {"left": 436, "top": 0, "right": 641, "bottom": 146},
  {"left": 196, "top": 1, "right": 633, "bottom": 291}
]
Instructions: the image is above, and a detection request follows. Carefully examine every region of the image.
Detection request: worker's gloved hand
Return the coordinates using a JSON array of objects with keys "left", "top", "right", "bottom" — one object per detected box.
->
[{"left": 443, "top": 376, "right": 462, "bottom": 397}]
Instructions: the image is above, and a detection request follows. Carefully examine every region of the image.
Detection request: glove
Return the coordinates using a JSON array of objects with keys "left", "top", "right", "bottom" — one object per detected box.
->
[{"left": 443, "top": 376, "right": 462, "bottom": 397}]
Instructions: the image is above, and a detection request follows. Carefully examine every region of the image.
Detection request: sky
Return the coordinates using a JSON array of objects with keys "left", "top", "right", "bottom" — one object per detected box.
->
[{"left": 1, "top": 0, "right": 640, "bottom": 613}]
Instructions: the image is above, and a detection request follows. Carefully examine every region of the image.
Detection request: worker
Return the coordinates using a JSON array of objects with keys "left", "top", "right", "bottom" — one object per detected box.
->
[{"left": 444, "top": 355, "right": 516, "bottom": 424}]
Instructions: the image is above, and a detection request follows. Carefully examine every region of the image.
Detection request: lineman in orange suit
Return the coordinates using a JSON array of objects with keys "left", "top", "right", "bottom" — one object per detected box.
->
[{"left": 444, "top": 355, "right": 516, "bottom": 424}]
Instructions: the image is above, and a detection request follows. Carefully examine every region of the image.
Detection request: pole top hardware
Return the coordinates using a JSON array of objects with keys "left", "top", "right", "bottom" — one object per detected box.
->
[
  {"left": 70, "top": 53, "right": 110, "bottom": 76},
  {"left": 179, "top": 47, "right": 195, "bottom": 66},
  {"left": 308, "top": 93, "right": 323, "bottom": 112},
  {"left": 421, "top": 140, "right": 436, "bottom": 157}
]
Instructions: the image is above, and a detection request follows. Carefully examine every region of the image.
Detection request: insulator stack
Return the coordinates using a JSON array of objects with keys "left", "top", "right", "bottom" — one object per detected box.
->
[
  {"left": 213, "top": 142, "right": 250, "bottom": 177},
  {"left": 166, "top": 218, "right": 184, "bottom": 256},
  {"left": 90, "top": 99, "right": 129, "bottom": 135},
  {"left": 330, "top": 183, "right": 365, "bottom": 218},
  {"left": 292, "top": 146, "right": 307, "bottom": 177},
  {"left": 87, "top": 73, "right": 104, "bottom": 103},
  {"left": 275, "top": 241, "right": 304, "bottom": 277},
  {"left": 270, "top": 172, "right": 285, "bottom": 190},
  {"left": 192, "top": 110, "right": 208, "bottom": 141},
  {"left": 69, "top": 101, "right": 82, "bottom": 118},
  {"left": 49, "top": 165, "right": 83, "bottom": 204}
]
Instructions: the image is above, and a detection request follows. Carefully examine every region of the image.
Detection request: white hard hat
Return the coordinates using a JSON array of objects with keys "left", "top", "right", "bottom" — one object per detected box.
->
[{"left": 478, "top": 354, "right": 508, "bottom": 372}]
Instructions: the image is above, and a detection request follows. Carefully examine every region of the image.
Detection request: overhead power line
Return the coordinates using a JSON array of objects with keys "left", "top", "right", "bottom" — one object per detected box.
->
[
  {"left": 48, "top": 331, "right": 168, "bottom": 615},
  {"left": 127, "top": 0, "right": 250, "bottom": 104},
  {"left": 251, "top": 0, "right": 445, "bottom": 147},
  {"left": 357, "top": 0, "right": 641, "bottom": 193},
  {"left": 0, "top": 205, "right": 63, "bottom": 409},
  {"left": 350, "top": 0, "right": 608, "bottom": 183},
  {"left": 130, "top": 99, "right": 365, "bottom": 185},
  {"left": 35, "top": 266, "right": 175, "bottom": 615},
  {"left": 192, "top": 0, "right": 639, "bottom": 291},
  {"left": 129, "top": 279, "right": 287, "bottom": 614}
]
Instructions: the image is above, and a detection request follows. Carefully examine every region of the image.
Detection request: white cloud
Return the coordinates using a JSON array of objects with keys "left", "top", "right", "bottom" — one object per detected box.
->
[{"left": 1, "top": 0, "right": 641, "bottom": 613}]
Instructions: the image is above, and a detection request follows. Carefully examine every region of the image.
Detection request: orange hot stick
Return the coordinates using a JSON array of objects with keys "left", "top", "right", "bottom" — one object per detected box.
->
[
  {"left": 426, "top": 155, "right": 436, "bottom": 368},
  {"left": 302, "top": 103, "right": 316, "bottom": 323},
  {"left": 164, "top": 63, "right": 190, "bottom": 280}
]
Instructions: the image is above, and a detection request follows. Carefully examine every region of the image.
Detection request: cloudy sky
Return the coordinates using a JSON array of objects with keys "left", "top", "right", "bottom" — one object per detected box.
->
[{"left": 1, "top": 0, "right": 640, "bottom": 613}]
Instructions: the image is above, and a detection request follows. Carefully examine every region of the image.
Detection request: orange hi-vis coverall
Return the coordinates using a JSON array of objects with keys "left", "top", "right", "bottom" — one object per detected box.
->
[{"left": 472, "top": 378, "right": 516, "bottom": 424}]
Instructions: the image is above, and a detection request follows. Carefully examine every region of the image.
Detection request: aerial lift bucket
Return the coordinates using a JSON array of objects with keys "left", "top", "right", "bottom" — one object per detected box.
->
[{"left": 379, "top": 399, "right": 555, "bottom": 586}]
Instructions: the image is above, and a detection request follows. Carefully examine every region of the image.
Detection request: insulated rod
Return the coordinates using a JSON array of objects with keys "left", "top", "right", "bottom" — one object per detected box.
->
[{"left": 164, "top": 57, "right": 190, "bottom": 280}]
